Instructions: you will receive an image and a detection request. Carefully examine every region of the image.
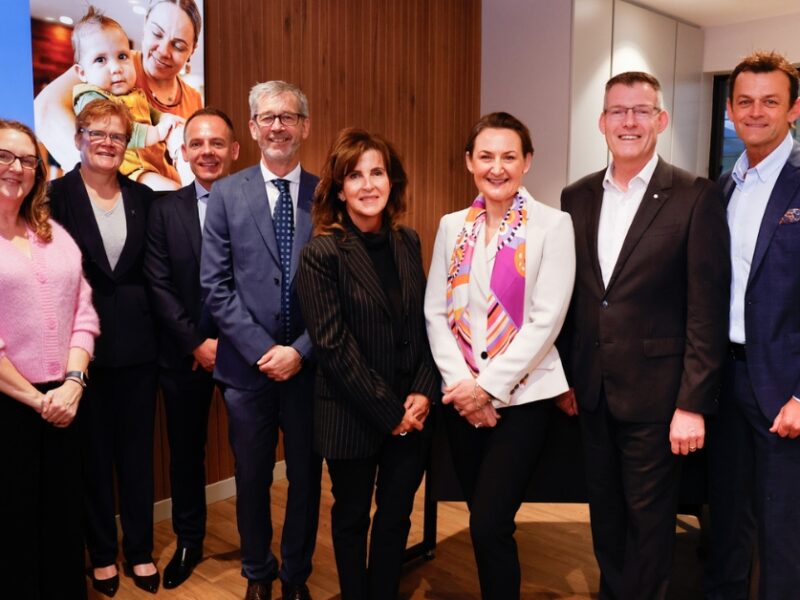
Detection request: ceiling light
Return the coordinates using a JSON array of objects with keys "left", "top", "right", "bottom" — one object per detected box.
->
[{"left": 59, "top": 15, "right": 74, "bottom": 25}]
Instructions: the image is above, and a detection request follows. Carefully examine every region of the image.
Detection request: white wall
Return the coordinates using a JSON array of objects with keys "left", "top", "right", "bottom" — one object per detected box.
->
[
  {"left": 568, "top": 0, "right": 613, "bottom": 184},
  {"left": 481, "top": 0, "right": 573, "bottom": 206},
  {"left": 567, "top": 0, "right": 704, "bottom": 182},
  {"left": 481, "top": 0, "right": 706, "bottom": 204},
  {"left": 703, "top": 11, "right": 800, "bottom": 73}
]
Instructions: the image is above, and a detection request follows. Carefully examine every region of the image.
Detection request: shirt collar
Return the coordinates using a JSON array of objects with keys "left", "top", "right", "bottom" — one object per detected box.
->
[
  {"left": 193, "top": 179, "right": 210, "bottom": 200},
  {"left": 602, "top": 152, "right": 659, "bottom": 193},
  {"left": 259, "top": 161, "right": 302, "bottom": 186},
  {"left": 731, "top": 132, "right": 793, "bottom": 187}
]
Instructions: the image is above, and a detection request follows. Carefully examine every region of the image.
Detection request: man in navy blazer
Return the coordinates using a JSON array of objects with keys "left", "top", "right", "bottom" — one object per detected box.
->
[
  {"left": 201, "top": 81, "right": 321, "bottom": 600},
  {"left": 706, "top": 51, "right": 800, "bottom": 600},
  {"left": 144, "top": 107, "right": 240, "bottom": 589}
]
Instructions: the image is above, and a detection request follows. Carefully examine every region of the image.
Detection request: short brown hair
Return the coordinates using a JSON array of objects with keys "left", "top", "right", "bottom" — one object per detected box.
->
[
  {"left": 729, "top": 50, "right": 799, "bottom": 105},
  {"left": 465, "top": 112, "right": 534, "bottom": 157},
  {"left": 72, "top": 5, "right": 128, "bottom": 64},
  {"left": 604, "top": 71, "right": 664, "bottom": 109},
  {"left": 313, "top": 128, "right": 408, "bottom": 236},
  {"left": 147, "top": 0, "right": 203, "bottom": 49},
  {"left": 184, "top": 107, "right": 236, "bottom": 141},
  {"left": 0, "top": 119, "right": 51, "bottom": 242},
  {"left": 75, "top": 99, "right": 134, "bottom": 140}
]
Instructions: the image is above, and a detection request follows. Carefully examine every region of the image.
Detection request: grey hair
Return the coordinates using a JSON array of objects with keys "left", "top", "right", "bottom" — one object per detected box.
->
[{"left": 248, "top": 80, "right": 309, "bottom": 118}]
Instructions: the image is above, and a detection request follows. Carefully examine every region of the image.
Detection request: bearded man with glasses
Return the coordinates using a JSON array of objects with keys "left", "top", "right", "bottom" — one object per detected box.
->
[{"left": 558, "top": 71, "right": 730, "bottom": 600}]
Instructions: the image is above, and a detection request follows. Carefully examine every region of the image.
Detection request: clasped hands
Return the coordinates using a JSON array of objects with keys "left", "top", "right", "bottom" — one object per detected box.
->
[
  {"left": 443, "top": 379, "right": 501, "bottom": 428},
  {"left": 257, "top": 344, "right": 303, "bottom": 381},
  {"left": 391, "top": 393, "right": 431, "bottom": 436},
  {"left": 38, "top": 379, "right": 83, "bottom": 428}
]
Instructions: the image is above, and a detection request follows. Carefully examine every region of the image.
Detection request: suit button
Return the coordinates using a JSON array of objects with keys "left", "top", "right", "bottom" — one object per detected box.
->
[
  {"left": 601, "top": 300, "right": 608, "bottom": 308},
  {"left": 480, "top": 351, "right": 488, "bottom": 359},
  {"left": 402, "top": 339, "right": 409, "bottom": 346},
  {"left": 274, "top": 277, "right": 280, "bottom": 285},
  {"left": 594, "top": 340, "right": 600, "bottom": 347},
  {"left": 274, "top": 313, "right": 280, "bottom": 321}
]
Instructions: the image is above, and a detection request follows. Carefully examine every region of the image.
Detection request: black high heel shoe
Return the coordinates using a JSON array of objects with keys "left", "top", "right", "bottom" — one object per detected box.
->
[
  {"left": 87, "top": 566, "right": 119, "bottom": 598},
  {"left": 124, "top": 563, "right": 160, "bottom": 594}
]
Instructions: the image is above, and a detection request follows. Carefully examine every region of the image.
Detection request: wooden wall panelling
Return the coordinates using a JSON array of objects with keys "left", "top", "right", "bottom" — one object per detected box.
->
[{"left": 158, "top": 0, "right": 481, "bottom": 501}]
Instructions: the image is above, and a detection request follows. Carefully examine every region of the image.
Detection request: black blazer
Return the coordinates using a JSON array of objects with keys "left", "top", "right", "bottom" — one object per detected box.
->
[
  {"left": 297, "top": 226, "right": 440, "bottom": 459},
  {"left": 144, "top": 183, "right": 217, "bottom": 370},
  {"left": 559, "top": 158, "right": 730, "bottom": 422},
  {"left": 49, "top": 166, "right": 157, "bottom": 368}
]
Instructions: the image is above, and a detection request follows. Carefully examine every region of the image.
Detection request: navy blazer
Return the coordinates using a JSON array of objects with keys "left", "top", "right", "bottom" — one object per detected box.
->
[
  {"left": 721, "top": 141, "right": 800, "bottom": 419},
  {"left": 144, "top": 183, "right": 217, "bottom": 370},
  {"left": 200, "top": 165, "right": 319, "bottom": 390},
  {"left": 49, "top": 166, "right": 157, "bottom": 368}
]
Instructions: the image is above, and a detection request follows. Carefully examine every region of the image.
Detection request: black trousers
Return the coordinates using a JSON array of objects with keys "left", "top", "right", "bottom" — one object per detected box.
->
[
  {"left": 81, "top": 363, "right": 158, "bottom": 567},
  {"left": 706, "top": 356, "right": 800, "bottom": 600},
  {"left": 445, "top": 400, "right": 552, "bottom": 600},
  {"left": 326, "top": 427, "right": 430, "bottom": 600},
  {"left": 222, "top": 370, "right": 322, "bottom": 583},
  {"left": 0, "top": 386, "right": 87, "bottom": 600},
  {"left": 160, "top": 367, "right": 215, "bottom": 550},
  {"left": 579, "top": 393, "right": 679, "bottom": 600}
]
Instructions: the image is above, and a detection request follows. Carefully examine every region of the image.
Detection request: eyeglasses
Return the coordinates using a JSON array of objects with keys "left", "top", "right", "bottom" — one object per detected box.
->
[
  {"left": 603, "top": 105, "right": 662, "bottom": 121},
  {"left": 252, "top": 112, "right": 305, "bottom": 127},
  {"left": 80, "top": 128, "right": 129, "bottom": 146},
  {"left": 0, "top": 148, "right": 40, "bottom": 170}
]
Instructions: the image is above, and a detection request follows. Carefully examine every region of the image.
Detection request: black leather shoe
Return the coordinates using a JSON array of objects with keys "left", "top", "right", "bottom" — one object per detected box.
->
[
  {"left": 282, "top": 581, "right": 312, "bottom": 600},
  {"left": 245, "top": 579, "right": 271, "bottom": 600},
  {"left": 124, "top": 563, "right": 161, "bottom": 594},
  {"left": 163, "top": 546, "right": 202, "bottom": 589},
  {"left": 87, "top": 567, "right": 119, "bottom": 598}
]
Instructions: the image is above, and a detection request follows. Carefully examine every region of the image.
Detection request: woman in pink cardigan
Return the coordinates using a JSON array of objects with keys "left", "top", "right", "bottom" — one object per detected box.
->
[{"left": 0, "top": 119, "right": 100, "bottom": 600}]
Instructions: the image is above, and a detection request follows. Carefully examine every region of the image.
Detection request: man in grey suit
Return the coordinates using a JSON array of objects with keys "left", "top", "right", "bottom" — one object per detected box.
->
[{"left": 200, "top": 81, "right": 321, "bottom": 600}]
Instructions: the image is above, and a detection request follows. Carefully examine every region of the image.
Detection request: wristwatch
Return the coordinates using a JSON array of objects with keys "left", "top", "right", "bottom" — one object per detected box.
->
[{"left": 64, "top": 370, "right": 87, "bottom": 389}]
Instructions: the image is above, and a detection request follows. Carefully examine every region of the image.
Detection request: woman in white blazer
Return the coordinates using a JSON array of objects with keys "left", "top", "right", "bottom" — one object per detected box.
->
[{"left": 424, "top": 112, "right": 575, "bottom": 600}]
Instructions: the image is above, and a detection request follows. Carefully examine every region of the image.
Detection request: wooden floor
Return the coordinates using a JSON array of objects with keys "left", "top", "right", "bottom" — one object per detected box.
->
[{"left": 93, "top": 468, "right": 705, "bottom": 599}]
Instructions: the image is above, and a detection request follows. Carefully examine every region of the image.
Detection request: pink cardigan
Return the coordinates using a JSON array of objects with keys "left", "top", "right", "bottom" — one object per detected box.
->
[{"left": 0, "top": 221, "right": 100, "bottom": 384}]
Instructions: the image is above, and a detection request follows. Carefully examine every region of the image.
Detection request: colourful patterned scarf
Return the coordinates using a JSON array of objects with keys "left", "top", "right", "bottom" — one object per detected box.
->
[{"left": 446, "top": 191, "right": 528, "bottom": 375}]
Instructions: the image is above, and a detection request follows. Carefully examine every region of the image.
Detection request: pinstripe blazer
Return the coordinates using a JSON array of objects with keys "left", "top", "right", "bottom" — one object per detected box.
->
[{"left": 297, "top": 225, "right": 440, "bottom": 459}]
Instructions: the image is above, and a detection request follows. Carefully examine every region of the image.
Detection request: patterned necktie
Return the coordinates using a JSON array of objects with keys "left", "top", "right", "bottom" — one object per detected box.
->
[{"left": 273, "top": 178, "right": 294, "bottom": 344}]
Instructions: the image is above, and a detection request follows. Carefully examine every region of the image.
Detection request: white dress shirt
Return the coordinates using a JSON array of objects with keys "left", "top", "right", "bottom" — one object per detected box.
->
[
  {"left": 259, "top": 161, "right": 302, "bottom": 226},
  {"left": 727, "top": 132, "right": 793, "bottom": 344},
  {"left": 597, "top": 153, "right": 659, "bottom": 288}
]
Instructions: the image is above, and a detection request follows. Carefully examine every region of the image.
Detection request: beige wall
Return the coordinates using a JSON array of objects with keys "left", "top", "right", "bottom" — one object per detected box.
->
[{"left": 703, "top": 11, "right": 800, "bottom": 72}]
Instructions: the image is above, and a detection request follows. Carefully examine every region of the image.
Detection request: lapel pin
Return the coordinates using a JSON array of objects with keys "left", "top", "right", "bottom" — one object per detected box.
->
[{"left": 653, "top": 193, "right": 659, "bottom": 199}]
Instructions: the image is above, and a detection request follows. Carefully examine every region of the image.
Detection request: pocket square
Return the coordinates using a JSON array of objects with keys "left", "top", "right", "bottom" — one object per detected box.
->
[{"left": 780, "top": 208, "right": 800, "bottom": 224}]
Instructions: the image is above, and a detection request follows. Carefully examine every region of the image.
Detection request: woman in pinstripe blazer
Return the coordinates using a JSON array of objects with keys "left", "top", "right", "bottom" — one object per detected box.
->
[{"left": 297, "top": 128, "right": 439, "bottom": 600}]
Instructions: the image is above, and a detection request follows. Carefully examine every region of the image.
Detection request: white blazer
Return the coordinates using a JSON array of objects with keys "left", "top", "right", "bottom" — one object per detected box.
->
[{"left": 424, "top": 189, "right": 576, "bottom": 408}]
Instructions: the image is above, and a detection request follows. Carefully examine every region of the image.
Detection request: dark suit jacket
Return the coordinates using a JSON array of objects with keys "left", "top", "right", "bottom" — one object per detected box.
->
[
  {"left": 720, "top": 141, "right": 800, "bottom": 420},
  {"left": 200, "top": 166, "right": 318, "bottom": 390},
  {"left": 297, "top": 226, "right": 440, "bottom": 459},
  {"left": 559, "top": 158, "right": 730, "bottom": 422},
  {"left": 49, "top": 166, "right": 157, "bottom": 368},
  {"left": 144, "top": 183, "right": 217, "bottom": 371}
]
